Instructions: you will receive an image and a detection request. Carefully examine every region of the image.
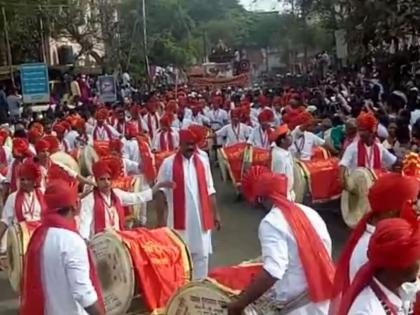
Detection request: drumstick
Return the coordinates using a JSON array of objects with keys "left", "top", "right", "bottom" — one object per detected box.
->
[{"left": 79, "top": 188, "right": 94, "bottom": 200}]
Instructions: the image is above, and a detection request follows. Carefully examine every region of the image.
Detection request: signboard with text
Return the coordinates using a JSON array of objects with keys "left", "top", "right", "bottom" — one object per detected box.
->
[
  {"left": 20, "top": 63, "right": 50, "bottom": 104},
  {"left": 98, "top": 75, "right": 117, "bottom": 103}
]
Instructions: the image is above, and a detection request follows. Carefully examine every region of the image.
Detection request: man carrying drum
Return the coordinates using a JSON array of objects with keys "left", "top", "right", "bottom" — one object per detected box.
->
[
  {"left": 156, "top": 129, "right": 221, "bottom": 280},
  {"left": 215, "top": 108, "right": 251, "bottom": 147},
  {"left": 92, "top": 108, "right": 120, "bottom": 141},
  {"left": 151, "top": 114, "right": 180, "bottom": 152},
  {"left": 339, "top": 111, "right": 397, "bottom": 186},
  {"left": 227, "top": 168, "right": 334, "bottom": 315},
  {"left": 20, "top": 180, "right": 104, "bottom": 315},
  {"left": 247, "top": 109, "right": 275, "bottom": 149},
  {"left": 78, "top": 160, "right": 173, "bottom": 240},
  {"left": 0, "top": 161, "right": 46, "bottom": 242},
  {"left": 271, "top": 124, "right": 295, "bottom": 201}
]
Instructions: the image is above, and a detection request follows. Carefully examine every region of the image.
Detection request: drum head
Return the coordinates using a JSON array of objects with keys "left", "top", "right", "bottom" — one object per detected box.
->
[
  {"left": 165, "top": 281, "right": 257, "bottom": 315},
  {"left": 341, "top": 168, "right": 376, "bottom": 228},
  {"left": 293, "top": 160, "right": 307, "bottom": 204},
  {"left": 90, "top": 232, "right": 135, "bottom": 315},
  {"left": 79, "top": 145, "right": 99, "bottom": 177},
  {"left": 50, "top": 151, "right": 81, "bottom": 175},
  {"left": 132, "top": 175, "right": 148, "bottom": 223},
  {"left": 7, "top": 224, "right": 23, "bottom": 292}
]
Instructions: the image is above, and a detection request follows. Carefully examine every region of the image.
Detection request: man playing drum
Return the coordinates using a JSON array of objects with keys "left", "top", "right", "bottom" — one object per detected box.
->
[
  {"left": 156, "top": 129, "right": 221, "bottom": 280},
  {"left": 78, "top": 160, "right": 173, "bottom": 240},
  {"left": 289, "top": 112, "right": 336, "bottom": 161},
  {"left": 247, "top": 109, "right": 275, "bottom": 149},
  {"left": 0, "top": 161, "right": 46, "bottom": 242},
  {"left": 330, "top": 173, "right": 420, "bottom": 314},
  {"left": 109, "top": 139, "right": 141, "bottom": 176},
  {"left": 271, "top": 124, "right": 295, "bottom": 201},
  {"left": 92, "top": 108, "right": 120, "bottom": 141},
  {"left": 4, "top": 138, "right": 33, "bottom": 194},
  {"left": 339, "top": 111, "right": 397, "bottom": 185},
  {"left": 151, "top": 114, "right": 180, "bottom": 152},
  {"left": 215, "top": 108, "right": 251, "bottom": 147},
  {"left": 227, "top": 168, "right": 334, "bottom": 315},
  {"left": 20, "top": 180, "right": 104, "bottom": 315}
]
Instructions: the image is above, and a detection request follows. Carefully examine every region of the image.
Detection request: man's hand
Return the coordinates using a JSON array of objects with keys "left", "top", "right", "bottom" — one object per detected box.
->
[
  {"left": 214, "top": 212, "right": 222, "bottom": 231},
  {"left": 152, "top": 181, "right": 176, "bottom": 194}
]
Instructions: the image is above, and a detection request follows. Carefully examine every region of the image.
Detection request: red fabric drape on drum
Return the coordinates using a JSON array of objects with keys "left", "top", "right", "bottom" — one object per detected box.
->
[
  {"left": 119, "top": 228, "right": 191, "bottom": 313},
  {"left": 221, "top": 143, "right": 247, "bottom": 184},
  {"left": 208, "top": 264, "right": 263, "bottom": 292}
]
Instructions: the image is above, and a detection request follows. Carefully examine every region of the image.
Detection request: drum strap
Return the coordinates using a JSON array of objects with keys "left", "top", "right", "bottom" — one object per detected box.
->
[{"left": 277, "top": 292, "right": 310, "bottom": 315}]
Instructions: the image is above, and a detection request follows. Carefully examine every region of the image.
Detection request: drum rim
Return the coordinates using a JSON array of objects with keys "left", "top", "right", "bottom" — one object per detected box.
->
[
  {"left": 90, "top": 231, "right": 136, "bottom": 315},
  {"left": 50, "top": 151, "right": 81, "bottom": 174},
  {"left": 6, "top": 224, "right": 23, "bottom": 292},
  {"left": 293, "top": 159, "right": 307, "bottom": 204},
  {"left": 341, "top": 167, "right": 376, "bottom": 228}
]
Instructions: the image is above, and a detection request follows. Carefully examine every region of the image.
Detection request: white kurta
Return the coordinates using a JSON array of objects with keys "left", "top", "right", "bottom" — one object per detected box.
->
[
  {"left": 91, "top": 124, "right": 120, "bottom": 141},
  {"left": 348, "top": 278, "right": 405, "bottom": 315},
  {"left": 215, "top": 123, "right": 251, "bottom": 146},
  {"left": 79, "top": 188, "right": 153, "bottom": 240},
  {"left": 339, "top": 141, "right": 397, "bottom": 171},
  {"left": 157, "top": 153, "right": 215, "bottom": 257},
  {"left": 349, "top": 224, "right": 375, "bottom": 281},
  {"left": 141, "top": 113, "right": 160, "bottom": 136},
  {"left": 123, "top": 158, "right": 141, "bottom": 176},
  {"left": 181, "top": 114, "right": 210, "bottom": 129},
  {"left": 206, "top": 109, "right": 228, "bottom": 131},
  {"left": 151, "top": 129, "right": 180, "bottom": 151},
  {"left": 247, "top": 126, "right": 272, "bottom": 149},
  {"left": 123, "top": 139, "right": 142, "bottom": 164},
  {"left": 41, "top": 227, "right": 98, "bottom": 315},
  {"left": 290, "top": 128, "right": 325, "bottom": 161},
  {"left": 271, "top": 145, "right": 295, "bottom": 201},
  {"left": 1, "top": 190, "right": 43, "bottom": 226},
  {"left": 259, "top": 204, "right": 332, "bottom": 315},
  {"left": 64, "top": 130, "right": 80, "bottom": 151}
]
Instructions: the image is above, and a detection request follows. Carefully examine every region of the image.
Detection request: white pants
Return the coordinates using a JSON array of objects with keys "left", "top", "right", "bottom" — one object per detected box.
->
[{"left": 191, "top": 254, "right": 209, "bottom": 280}]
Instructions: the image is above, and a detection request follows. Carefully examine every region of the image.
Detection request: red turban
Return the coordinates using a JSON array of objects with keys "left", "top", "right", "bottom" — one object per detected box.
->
[
  {"left": 44, "top": 179, "right": 78, "bottom": 213},
  {"left": 73, "top": 118, "right": 86, "bottom": 130},
  {"left": 0, "top": 130, "right": 7, "bottom": 146},
  {"left": 160, "top": 114, "right": 173, "bottom": 128},
  {"left": 35, "top": 139, "right": 50, "bottom": 154},
  {"left": 92, "top": 161, "right": 112, "bottom": 179},
  {"left": 53, "top": 123, "right": 66, "bottom": 135},
  {"left": 125, "top": 122, "right": 138, "bottom": 138},
  {"left": 337, "top": 218, "right": 420, "bottom": 315},
  {"left": 95, "top": 108, "right": 108, "bottom": 121},
  {"left": 294, "top": 111, "right": 313, "bottom": 126},
  {"left": 230, "top": 108, "right": 242, "bottom": 119},
  {"left": 31, "top": 122, "right": 44, "bottom": 135},
  {"left": 43, "top": 136, "right": 60, "bottom": 154},
  {"left": 331, "top": 173, "right": 420, "bottom": 311},
  {"left": 166, "top": 100, "right": 177, "bottom": 113},
  {"left": 17, "top": 161, "right": 41, "bottom": 185},
  {"left": 258, "top": 109, "right": 274, "bottom": 123},
  {"left": 179, "top": 129, "right": 197, "bottom": 144},
  {"left": 271, "top": 124, "right": 289, "bottom": 141},
  {"left": 12, "top": 138, "right": 32, "bottom": 158},
  {"left": 61, "top": 121, "right": 71, "bottom": 131},
  {"left": 109, "top": 139, "right": 123, "bottom": 153},
  {"left": 258, "top": 95, "right": 268, "bottom": 107},
  {"left": 356, "top": 111, "right": 378, "bottom": 132},
  {"left": 242, "top": 167, "right": 285, "bottom": 203}
]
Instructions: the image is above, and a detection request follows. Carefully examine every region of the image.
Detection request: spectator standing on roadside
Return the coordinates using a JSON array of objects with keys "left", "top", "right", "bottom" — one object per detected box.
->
[{"left": 7, "top": 88, "right": 22, "bottom": 122}]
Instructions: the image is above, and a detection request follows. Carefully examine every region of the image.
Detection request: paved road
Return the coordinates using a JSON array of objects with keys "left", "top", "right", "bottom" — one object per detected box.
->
[{"left": 0, "top": 172, "right": 350, "bottom": 315}]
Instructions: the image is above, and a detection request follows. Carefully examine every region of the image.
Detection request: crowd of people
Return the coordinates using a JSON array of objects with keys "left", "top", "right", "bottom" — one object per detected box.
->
[{"left": 0, "top": 66, "right": 420, "bottom": 315}]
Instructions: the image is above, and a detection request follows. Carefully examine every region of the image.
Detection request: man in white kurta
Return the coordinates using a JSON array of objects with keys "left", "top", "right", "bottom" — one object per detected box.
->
[
  {"left": 157, "top": 129, "right": 220, "bottom": 280},
  {"left": 271, "top": 125, "right": 295, "bottom": 201},
  {"left": 152, "top": 115, "right": 180, "bottom": 152},
  {"left": 215, "top": 108, "right": 251, "bottom": 146},
  {"left": 290, "top": 126, "right": 326, "bottom": 161},
  {"left": 247, "top": 109, "right": 275, "bottom": 149},
  {"left": 206, "top": 104, "right": 228, "bottom": 132}
]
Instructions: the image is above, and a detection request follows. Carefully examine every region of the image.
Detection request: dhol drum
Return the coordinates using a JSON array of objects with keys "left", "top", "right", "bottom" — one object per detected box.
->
[
  {"left": 165, "top": 281, "right": 260, "bottom": 315},
  {"left": 90, "top": 228, "right": 192, "bottom": 315},
  {"left": 341, "top": 168, "right": 385, "bottom": 228},
  {"left": 79, "top": 144, "right": 99, "bottom": 176},
  {"left": 7, "top": 221, "right": 40, "bottom": 292},
  {"left": 219, "top": 143, "right": 248, "bottom": 188}
]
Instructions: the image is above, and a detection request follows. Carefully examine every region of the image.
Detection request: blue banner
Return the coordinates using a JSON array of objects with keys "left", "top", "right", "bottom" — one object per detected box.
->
[{"left": 20, "top": 63, "right": 50, "bottom": 104}]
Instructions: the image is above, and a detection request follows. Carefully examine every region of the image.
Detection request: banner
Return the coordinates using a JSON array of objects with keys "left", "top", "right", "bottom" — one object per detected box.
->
[
  {"left": 21, "top": 63, "right": 50, "bottom": 104},
  {"left": 98, "top": 75, "right": 117, "bottom": 103},
  {"left": 189, "top": 73, "right": 250, "bottom": 88}
]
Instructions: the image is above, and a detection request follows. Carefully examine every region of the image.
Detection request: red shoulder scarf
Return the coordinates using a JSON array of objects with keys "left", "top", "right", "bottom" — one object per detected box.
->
[
  {"left": 10, "top": 159, "right": 22, "bottom": 192},
  {"left": 159, "top": 130, "right": 174, "bottom": 151},
  {"left": 93, "top": 124, "right": 112, "bottom": 141},
  {"left": 93, "top": 189, "right": 125, "bottom": 234},
  {"left": 20, "top": 214, "right": 104, "bottom": 315},
  {"left": 15, "top": 189, "right": 47, "bottom": 222},
  {"left": 271, "top": 194, "right": 335, "bottom": 302},
  {"left": 0, "top": 146, "right": 6, "bottom": 164},
  {"left": 357, "top": 140, "right": 381, "bottom": 169},
  {"left": 172, "top": 152, "right": 214, "bottom": 230}
]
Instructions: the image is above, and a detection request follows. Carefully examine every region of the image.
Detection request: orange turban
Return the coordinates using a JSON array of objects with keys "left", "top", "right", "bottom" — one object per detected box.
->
[
  {"left": 356, "top": 111, "right": 378, "bottom": 132},
  {"left": 368, "top": 173, "right": 419, "bottom": 213},
  {"left": 166, "top": 100, "right": 177, "bottom": 113},
  {"left": 17, "top": 161, "right": 41, "bottom": 185},
  {"left": 92, "top": 160, "right": 112, "bottom": 179},
  {"left": 160, "top": 114, "right": 173, "bottom": 128},
  {"left": 53, "top": 123, "right": 66, "bottom": 135},
  {"left": 42, "top": 136, "right": 60, "bottom": 154},
  {"left": 402, "top": 152, "right": 420, "bottom": 180},
  {"left": 95, "top": 108, "right": 108, "bottom": 121},
  {"left": 73, "top": 118, "right": 86, "bottom": 130},
  {"left": 35, "top": 139, "right": 50, "bottom": 154},
  {"left": 12, "top": 138, "right": 32, "bottom": 158},
  {"left": 125, "top": 123, "right": 138, "bottom": 138},
  {"left": 270, "top": 124, "right": 289, "bottom": 142},
  {"left": 179, "top": 129, "right": 197, "bottom": 144},
  {"left": 44, "top": 179, "right": 78, "bottom": 213},
  {"left": 337, "top": 218, "right": 420, "bottom": 315},
  {"left": 294, "top": 111, "right": 313, "bottom": 126},
  {"left": 241, "top": 166, "right": 273, "bottom": 203},
  {"left": 109, "top": 139, "right": 123, "bottom": 153},
  {"left": 258, "top": 109, "right": 274, "bottom": 123}
]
